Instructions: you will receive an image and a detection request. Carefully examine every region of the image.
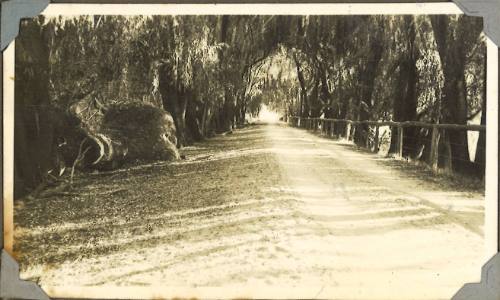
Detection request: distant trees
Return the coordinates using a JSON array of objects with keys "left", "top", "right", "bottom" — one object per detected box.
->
[{"left": 15, "top": 14, "right": 486, "bottom": 197}]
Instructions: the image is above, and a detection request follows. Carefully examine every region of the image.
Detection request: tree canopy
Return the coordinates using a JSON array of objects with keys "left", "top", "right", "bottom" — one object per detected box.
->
[{"left": 14, "top": 14, "right": 486, "bottom": 197}]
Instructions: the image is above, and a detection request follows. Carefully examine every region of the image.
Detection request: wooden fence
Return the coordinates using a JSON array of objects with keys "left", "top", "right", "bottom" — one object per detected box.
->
[{"left": 288, "top": 116, "right": 486, "bottom": 172}]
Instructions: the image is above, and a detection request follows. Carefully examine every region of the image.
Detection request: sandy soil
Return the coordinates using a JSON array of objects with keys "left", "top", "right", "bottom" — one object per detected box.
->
[{"left": 14, "top": 123, "right": 485, "bottom": 299}]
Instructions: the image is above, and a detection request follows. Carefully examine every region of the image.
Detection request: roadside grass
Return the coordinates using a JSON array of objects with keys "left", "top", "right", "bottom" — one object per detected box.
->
[{"left": 303, "top": 126, "right": 485, "bottom": 194}]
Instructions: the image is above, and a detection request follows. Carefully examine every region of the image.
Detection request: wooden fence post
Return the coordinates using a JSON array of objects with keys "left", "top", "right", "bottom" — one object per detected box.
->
[
  {"left": 373, "top": 125, "right": 379, "bottom": 153},
  {"left": 429, "top": 125, "right": 440, "bottom": 171},
  {"left": 330, "top": 121, "right": 335, "bottom": 138},
  {"left": 345, "top": 122, "right": 351, "bottom": 141},
  {"left": 396, "top": 126, "right": 404, "bottom": 158},
  {"left": 365, "top": 125, "right": 371, "bottom": 148}
]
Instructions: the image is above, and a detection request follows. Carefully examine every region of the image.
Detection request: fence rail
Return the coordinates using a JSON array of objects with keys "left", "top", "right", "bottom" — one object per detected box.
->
[{"left": 287, "top": 116, "right": 485, "bottom": 172}]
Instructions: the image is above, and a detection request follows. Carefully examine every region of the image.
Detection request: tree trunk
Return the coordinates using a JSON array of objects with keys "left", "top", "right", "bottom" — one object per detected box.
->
[
  {"left": 14, "top": 19, "right": 55, "bottom": 198},
  {"left": 430, "top": 15, "right": 482, "bottom": 173},
  {"left": 158, "top": 63, "right": 187, "bottom": 147},
  {"left": 389, "top": 16, "right": 418, "bottom": 157},
  {"left": 474, "top": 53, "right": 487, "bottom": 176},
  {"left": 293, "top": 52, "right": 308, "bottom": 117},
  {"left": 185, "top": 97, "right": 204, "bottom": 142},
  {"left": 353, "top": 24, "right": 384, "bottom": 146},
  {"left": 200, "top": 100, "right": 209, "bottom": 136}
]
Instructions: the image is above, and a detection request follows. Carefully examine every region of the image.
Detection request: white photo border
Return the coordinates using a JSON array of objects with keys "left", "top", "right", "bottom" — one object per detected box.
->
[{"left": 2, "top": 2, "right": 499, "bottom": 299}]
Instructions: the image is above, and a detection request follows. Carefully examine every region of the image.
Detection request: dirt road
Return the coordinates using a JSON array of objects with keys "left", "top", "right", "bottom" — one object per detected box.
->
[{"left": 15, "top": 123, "right": 485, "bottom": 299}]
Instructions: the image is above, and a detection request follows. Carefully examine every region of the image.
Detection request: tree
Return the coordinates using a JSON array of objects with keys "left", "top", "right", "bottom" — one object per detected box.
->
[
  {"left": 389, "top": 16, "right": 419, "bottom": 156},
  {"left": 430, "top": 15, "right": 483, "bottom": 173}
]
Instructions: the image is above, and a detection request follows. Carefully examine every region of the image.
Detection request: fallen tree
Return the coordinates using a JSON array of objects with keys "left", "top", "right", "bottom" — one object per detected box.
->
[{"left": 63, "top": 99, "right": 180, "bottom": 171}]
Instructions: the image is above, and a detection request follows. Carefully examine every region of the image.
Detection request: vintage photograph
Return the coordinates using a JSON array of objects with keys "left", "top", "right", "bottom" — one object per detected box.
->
[{"left": 11, "top": 11, "right": 487, "bottom": 299}]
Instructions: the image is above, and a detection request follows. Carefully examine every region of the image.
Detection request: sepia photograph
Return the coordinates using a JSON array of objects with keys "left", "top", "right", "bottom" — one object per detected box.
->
[{"left": 4, "top": 3, "right": 498, "bottom": 299}]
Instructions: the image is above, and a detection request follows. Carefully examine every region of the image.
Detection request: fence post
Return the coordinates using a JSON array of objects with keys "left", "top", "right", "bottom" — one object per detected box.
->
[
  {"left": 365, "top": 125, "right": 371, "bottom": 149},
  {"left": 396, "top": 126, "right": 404, "bottom": 158},
  {"left": 430, "top": 125, "right": 440, "bottom": 171},
  {"left": 330, "top": 121, "right": 335, "bottom": 138},
  {"left": 373, "top": 125, "right": 379, "bottom": 153},
  {"left": 345, "top": 122, "right": 351, "bottom": 141}
]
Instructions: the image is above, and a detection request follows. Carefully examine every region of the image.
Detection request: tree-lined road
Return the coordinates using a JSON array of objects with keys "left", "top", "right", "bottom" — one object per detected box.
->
[{"left": 16, "top": 123, "right": 485, "bottom": 299}]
